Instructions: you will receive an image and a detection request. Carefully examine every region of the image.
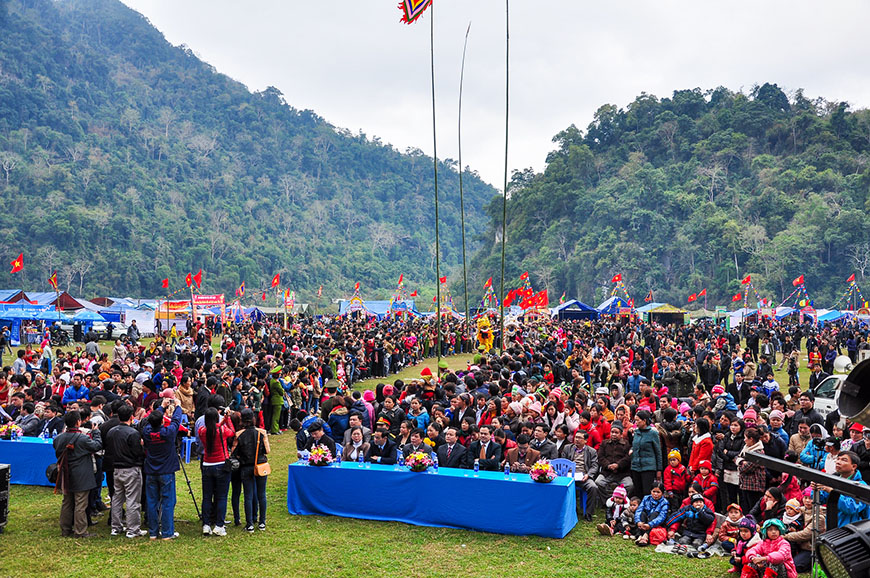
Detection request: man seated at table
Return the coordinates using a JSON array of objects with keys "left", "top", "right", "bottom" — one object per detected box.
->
[
  {"left": 402, "top": 428, "right": 432, "bottom": 459},
  {"left": 531, "top": 424, "right": 557, "bottom": 460},
  {"left": 41, "top": 404, "right": 64, "bottom": 438},
  {"left": 436, "top": 427, "right": 466, "bottom": 468},
  {"left": 15, "top": 402, "right": 42, "bottom": 436},
  {"left": 566, "top": 430, "right": 600, "bottom": 521},
  {"left": 464, "top": 424, "right": 502, "bottom": 471},
  {"left": 504, "top": 434, "right": 540, "bottom": 473},
  {"left": 342, "top": 413, "right": 371, "bottom": 446},
  {"left": 304, "top": 422, "right": 337, "bottom": 457},
  {"left": 366, "top": 429, "right": 398, "bottom": 465}
]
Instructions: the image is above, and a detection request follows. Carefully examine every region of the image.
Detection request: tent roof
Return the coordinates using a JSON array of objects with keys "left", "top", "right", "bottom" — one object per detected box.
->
[
  {"left": 26, "top": 291, "right": 85, "bottom": 310},
  {"left": 818, "top": 310, "right": 844, "bottom": 322},
  {"left": 0, "top": 289, "right": 29, "bottom": 303},
  {"left": 649, "top": 303, "right": 688, "bottom": 314},
  {"left": 596, "top": 296, "right": 633, "bottom": 314},
  {"left": 635, "top": 302, "right": 665, "bottom": 313},
  {"left": 551, "top": 299, "right": 598, "bottom": 313},
  {"left": 338, "top": 299, "right": 417, "bottom": 318}
]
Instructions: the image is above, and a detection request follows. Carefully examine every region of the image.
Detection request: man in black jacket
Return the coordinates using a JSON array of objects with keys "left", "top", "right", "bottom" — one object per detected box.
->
[
  {"left": 727, "top": 372, "right": 752, "bottom": 411},
  {"left": 104, "top": 404, "right": 146, "bottom": 538},
  {"left": 464, "top": 425, "right": 503, "bottom": 470},
  {"left": 436, "top": 427, "right": 467, "bottom": 468},
  {"left": 807, "top": 364, "right": 830, "bottom": 393},
  {"left": 365, "top": 429, "right": 397, "bottom": 465},
  {"left": 304, "top": 422, "right": 337, "bottom": 455},
  {"left": 54, "top": 410, "right": 103, "bottom": 538}
]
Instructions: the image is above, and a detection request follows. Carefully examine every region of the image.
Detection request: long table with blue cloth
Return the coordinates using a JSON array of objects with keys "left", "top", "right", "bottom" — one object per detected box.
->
[
  {"left": 287, "top": 461, "right": 578, "bottom": 538},
  {"left": 0, "top": 437, "right": 104, "bottom": 487}
]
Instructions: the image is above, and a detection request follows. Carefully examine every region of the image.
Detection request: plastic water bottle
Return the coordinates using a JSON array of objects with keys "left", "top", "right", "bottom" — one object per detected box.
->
[
  {"left": 335, "top": 452, "right": 341, "bottom": 467},
  {"left": 473, "top": 459, "right": 480, "bottom": 477},
  {"left": 432, "top": 454, "right": 438, "bottom": 474},
  {"left": 358, "top": 452, "right": 365, "bottom": 468},
  {"left": 398, "top": 452, "right": 405, "bottom": 469},
  {"left": 504, "top": 463, "right": 511, "bottom": 479}
]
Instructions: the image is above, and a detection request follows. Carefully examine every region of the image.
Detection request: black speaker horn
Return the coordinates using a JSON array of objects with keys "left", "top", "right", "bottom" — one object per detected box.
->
[{"left": 838, "top": 358, "right": 870, "bottom": 428}]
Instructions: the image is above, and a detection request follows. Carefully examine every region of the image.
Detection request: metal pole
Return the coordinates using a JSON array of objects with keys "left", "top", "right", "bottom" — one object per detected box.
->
[
  {"left": 458, "top": 22, "right": 472, "bottom": 352},
  {"left": 498, "top": 0, "right": 510, "bottom": 354},
  {"left": 429, "top": 6, "right": 442, "bottom": 364}
]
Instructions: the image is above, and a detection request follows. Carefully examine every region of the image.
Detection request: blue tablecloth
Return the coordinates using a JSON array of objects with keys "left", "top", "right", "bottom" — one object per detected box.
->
[
  {"left": 0, "top": 437, "right": 58, "bottom": 486},
  {"left": 287, "top": 462, "right": 577, "bottom": 538}
]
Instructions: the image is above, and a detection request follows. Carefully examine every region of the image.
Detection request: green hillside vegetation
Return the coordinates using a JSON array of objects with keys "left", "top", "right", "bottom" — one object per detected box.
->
[
  {"left": 472, "top": 84, "right": 870, "bottom": 308},
  {"left": 0, "top": 0, "right": 496, "bottom": 301}
]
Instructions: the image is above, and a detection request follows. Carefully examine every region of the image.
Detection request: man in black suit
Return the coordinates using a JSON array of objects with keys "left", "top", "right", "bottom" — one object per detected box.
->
[
  {"left": 727, "top": 372, "right": 752, "bottom": 411},
  {"left": 402, "top": 428, "right": 433, "bottom": 459},
  {"left": 807, "top": 364, "right": 830, "bottom": 393},
  {"left": 530, "top": 424, "right": 557, "bottom": 459},
  {"left": 304, "top": 422, "right": 337, "bottom": 456},
  {"left": 464, "top": 425, "right": 502, "bottom": 471},
  {"left": 365, "top": 429, "right": 398, "bottom": 465},
  {"left": 449, "top": 394, "right": 476, "bottom": 429},
  {"left": 436, "top": 427, "right": 467, "bottom": 469}
]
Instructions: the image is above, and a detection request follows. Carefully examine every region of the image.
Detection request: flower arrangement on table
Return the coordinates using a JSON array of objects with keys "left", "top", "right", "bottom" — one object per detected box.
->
[
  {"left": 530, "top": 459, "right": 556, "bottom": 483},
  {"left": 0, "top": 423, "right": 22, "bottom": 439},
  {"left": 405, "top": 451, "right": 433, "bottom": 472},
  {"left": 308, "top": 445, "right": 334, "bottom": 466}
]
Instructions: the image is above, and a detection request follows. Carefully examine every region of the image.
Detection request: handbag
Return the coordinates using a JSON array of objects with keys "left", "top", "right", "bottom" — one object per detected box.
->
[
  {"left": 221, "top": 430, "right": 240, "bottom": 473},
  {"left": 253, "top": 431, "right": 271, "bottom": 477}
]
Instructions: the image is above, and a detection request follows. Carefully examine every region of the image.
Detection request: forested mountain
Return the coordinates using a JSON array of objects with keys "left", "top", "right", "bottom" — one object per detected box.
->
[
  {"left": 472, "top": 84, "right": 870, "bottom": 308},
  {"left": 0, "top": 0, "right": 496, "bottom": 301}
]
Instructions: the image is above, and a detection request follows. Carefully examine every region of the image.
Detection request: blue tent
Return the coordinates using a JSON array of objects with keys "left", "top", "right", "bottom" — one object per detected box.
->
[
  {"left": 817, "top": 310, "right": 845, "bottom": 324},
  {"left": 551, "top": 299, "right": 599, "bottom": 321},
  {"left": 73, "top": 310, "right": 106, "bottom": 322},
  {"left": 0, "top": 309, "right": 35, "bottom": 320},
  {"left": 35, "top": 310, "right": 71, "bottom": 322},
  {"left": 338, "top": 299, "right": 419, "bottom": 319},
  {"left": 596, "top": 296, "right": 633, "bottom": 315}
]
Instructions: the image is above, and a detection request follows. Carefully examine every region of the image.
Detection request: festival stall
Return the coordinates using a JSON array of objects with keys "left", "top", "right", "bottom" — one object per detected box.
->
[
  {"left": 338, "top": 298, "right": 420, "bottom": 320},
  {"left": 639, "top": 303, "right": 688, "bottom": 326},
  {"left": 596, "top": 296, "right": 635, "bottom": 319},
  {"left": 550, "top": 299, "right": 599, "bottom": 321}
]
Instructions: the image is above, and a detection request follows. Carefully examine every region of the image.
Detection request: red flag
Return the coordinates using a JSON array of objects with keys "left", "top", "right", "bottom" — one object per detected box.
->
[
  {"left": 847, "top": 273, "right": 855, "bottom": 283},
  {"left": 410, "top": 290, "right": 418, "bottom": 297},
  {"left": 432, "top": 295, "right": 437, "bottom": 303},
  {"left": 792, "top": 275, "right": 804, "bottom": 287},
  {"left": 48, "top": 272, "right": 58, "bottom": 289},
  {"left": 611, "top": 274, "right": 622, "bottom": 283},
  {"left": 193, "top": 269, "right": 202, "bottom": 289},
  {"left": 484, "top": 277, "right": 492, "bottom": 288},
  {"left": 536, "top": 290, "right": 549, "bottom": 307},
  {"left": 353, "top": 281, "right": 359, "bottom": 291},
  {"left": 503, "top": 289, "right": 515, "bottom": 308},
  {"left": 732, "top": 293, "right": 743, "bottom": 302},
  {"left": 397, "top": 274, "right": 403, "bottom": 285},
  {"left": 644, "top": 290, "right": 653, "bottom": 303},
  {"left": 741, "top": 275, "right": 751, "bottom": 285},
  {"left": 185, "top": 273, "right": 192, "bottom": 287},
  {"left": 519, "top": 294, "right": 534, "bottom": 309},
  {"left": 698, "top": 288, "right": 707, "bottom": 297},
  {"left": 317, "top": 285, "right": 322, "bottom": 298},
  {"left": 688, "top": 293, "right": 697, "bottom": 302},
  {"left": 261, "top": 292, "right": 266, "bottom": 301},
  {"left": 161, "top": 278, "right": 169, "bottom": 289},
  {"left": 272, "top": 274, "right": 280, "bottom": 288},
  {"left": 520, "top": 272, "right": 529, "bottom": 280},
  {"left": 439, "top": 276, "right": 447, "bottom": 284},
  {"left": 628, "top": 298, "right": 634, "bottom": 307},
  {"left": 9, "top": 253, "right": 23, "bottom": 274}
]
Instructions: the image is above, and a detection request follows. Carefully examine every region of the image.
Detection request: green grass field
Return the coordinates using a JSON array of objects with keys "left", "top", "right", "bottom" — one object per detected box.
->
[{"left": 1, "top": 344, "right": 813, "bottom": 577}]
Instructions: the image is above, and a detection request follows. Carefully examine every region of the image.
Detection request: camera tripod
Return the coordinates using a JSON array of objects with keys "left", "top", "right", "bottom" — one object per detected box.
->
[{"left": 177, "top": 447, "right": 201, "bottom": 522}]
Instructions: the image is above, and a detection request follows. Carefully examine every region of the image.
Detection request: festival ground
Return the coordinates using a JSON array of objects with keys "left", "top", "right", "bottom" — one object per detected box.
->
[{"left": 1, "top": 345, "right": 815, "bottom": 578}]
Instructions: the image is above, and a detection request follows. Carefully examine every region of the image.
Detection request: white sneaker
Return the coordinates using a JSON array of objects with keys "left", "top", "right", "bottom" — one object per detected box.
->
[
  {"left": 202, "top": 524, "right": 211, "bottom": 535},
  {"left": 110, "top": 529, "right": 122, "bottom": 536},
  {"left": 211, "top": 526, "right": 227, "bottom": 536}
]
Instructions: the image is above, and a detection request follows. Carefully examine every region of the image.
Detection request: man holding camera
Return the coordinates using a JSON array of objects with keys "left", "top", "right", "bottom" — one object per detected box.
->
[
  {"left": 53, "top": 410, "right": 103, "bottom": 538},
  {"left": 142, "top": 398, "right": 183, "bottom": 540}
]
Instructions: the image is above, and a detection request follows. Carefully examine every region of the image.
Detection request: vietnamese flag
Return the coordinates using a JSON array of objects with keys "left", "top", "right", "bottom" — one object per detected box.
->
[
  {"left": 537, "top": 289, "right": 549, "bottom": 307},
  {"left": 161, "top": 278, "right": 169, "bottom": 289},
  {"left": 520, "top": 271, "right": 529, "bottom": 280},
  {"left": 185, "top": 273, "right": 193, "bottom": 287},
  {"left": 354, "top": 281, "right": 360, "bottom": 291},
  {"left": 611, "top": 274, "right": 622, "bottom": 283},
  {"left": 792, "top": 275, "right": 804, "bottom": 287},
  {"left": 698, "top": 288, "right": 707, "bottom": 297},
  {"left": 193, "top": 269, "right": 202, "bottom": 289},
  {"left": 439, "top": 276, "right": 447, "bottom": 284},
  {"left": 741, "top": 274, "right": 751, "bottom": 285},
  {"left": 410, "top": 290, "right": 417, "bottom": 297},
  {"left": 432, "top": 295, "right": 437, "bottom": 303},
  {"left": 732, "top": 293, "right": 743, "bottom": 302},
  {"left": 688, "top": 293, "right": 697, "bottom": 302},
  {"left": 261, "top": 292, "right": 266, "bottom": 301},
  {"left": 503, "top": 289, "right": 515, "bottom": 308},
  {"left": 397, "top": 274, "right": 403, "bottom": 285},
  {"left": 271, "top": 274, "right": 280, "bottom": 288},
  {"left": 484, "top": 277, "right": 492, "bottom": 288},
  {"left": 9, "top": 253, "right": 23, "bottom": 274},
  {"left": 847, "top": 273, "right": 855, "bottom": 283}
]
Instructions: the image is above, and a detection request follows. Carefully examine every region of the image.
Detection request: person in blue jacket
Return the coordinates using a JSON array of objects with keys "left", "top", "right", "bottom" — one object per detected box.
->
[
  {"left": 142, "top": 399, "right": 183, "bottom": 540},
  {"left": 633, "top": 481, "right": 669, "bottom": 546},
  {"left": 815, "top": 451, "right": 870, "bottom": 528},
  {"left": 799, "top": 424, "right": 828, "bottom": 470},
  {"left": 61, "top": 373, "right": 90, "bottom": 406}
]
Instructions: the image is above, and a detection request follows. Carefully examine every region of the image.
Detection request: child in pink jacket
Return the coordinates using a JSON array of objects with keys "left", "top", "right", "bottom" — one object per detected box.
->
[{"left": 741, "top": 519, "right": 797, "bottom": 578}]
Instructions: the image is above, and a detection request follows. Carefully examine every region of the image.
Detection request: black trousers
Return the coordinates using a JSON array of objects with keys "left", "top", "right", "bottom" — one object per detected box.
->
[{"left": 631, "top": 470, "right": 657, "bottom": 498}]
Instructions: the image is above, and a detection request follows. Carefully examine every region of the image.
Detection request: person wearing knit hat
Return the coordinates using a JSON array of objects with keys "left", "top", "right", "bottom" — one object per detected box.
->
[
  {"left": 597, "top": 483, "right": 630, "bottom": 536},
  {"left": 363, "top": 390, "right": 375, "bottom": 402},
  {"left": 668, "top": 449, "right": 681, "bottom": 462},
  {"left": 420, "top": 367, "right": 433, "bottom": 379},
  {"left": 527, "top": 401, "right": 542, "bottom": 416},
  {"left": 742, "top": 407, "right": 757, "bottom": 425},
  {"left": 712, "top": 384, "right": 725, "bottom": 395}
]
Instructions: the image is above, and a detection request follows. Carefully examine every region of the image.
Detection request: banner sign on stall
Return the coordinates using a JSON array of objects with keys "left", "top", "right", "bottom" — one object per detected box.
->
[{"left": 192, "top": 294, "right": 225, "bottom": 307}]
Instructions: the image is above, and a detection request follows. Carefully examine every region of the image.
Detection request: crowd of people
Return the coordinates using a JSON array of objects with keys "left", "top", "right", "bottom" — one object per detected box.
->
[{"left": 1, "top": 310, "right": 869, "bottom": 576}]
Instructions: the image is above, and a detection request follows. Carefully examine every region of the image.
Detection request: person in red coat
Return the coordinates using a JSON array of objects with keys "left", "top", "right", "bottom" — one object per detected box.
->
[
  {"left": 692, "top": 460, "right": 719, "bottom": 510},
  {"left": 664, "top": 449, "right": 690, "bottom": 512},
  {"left": 689, "top": 417, "right": 714, "bottom": 475}
]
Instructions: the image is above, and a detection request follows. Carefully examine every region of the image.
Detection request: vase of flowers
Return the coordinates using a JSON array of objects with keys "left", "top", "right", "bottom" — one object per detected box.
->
[
  {"left": 530, "top": 459, "right": 556, "bottom": 483},
  {"left": 308, "top": 446, "right": 334, "bottom": 466},
  {"left": 405, "top": 451, "right": 433, "bottom": 472},
  {"left": 0, "top": 424, "right": 21, "bottom": 441}
]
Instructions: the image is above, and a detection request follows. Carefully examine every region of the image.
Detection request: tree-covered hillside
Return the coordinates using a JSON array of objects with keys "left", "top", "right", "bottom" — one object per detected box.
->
[
  {"left": 0, "top": 0, "right": 496, "bottom": 300},
  {"left": 472, "top": 84, "right": 870, "bottom": 308}
]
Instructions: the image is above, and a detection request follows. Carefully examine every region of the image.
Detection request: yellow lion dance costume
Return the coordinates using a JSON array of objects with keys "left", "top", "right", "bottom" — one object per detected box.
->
[{"left": 476, "top": 316, "right": 494, "bottom": 353}]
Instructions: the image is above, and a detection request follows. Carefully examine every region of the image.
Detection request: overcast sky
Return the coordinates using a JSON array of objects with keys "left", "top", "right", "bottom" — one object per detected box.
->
[{"left": 121, "top": 0, "right": 870, "bottom": 188}]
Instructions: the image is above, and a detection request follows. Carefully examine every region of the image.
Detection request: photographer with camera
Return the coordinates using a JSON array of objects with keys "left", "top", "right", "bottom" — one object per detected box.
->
[
  {"left": 142, "top": 397, "right": 183, "bottom": 540},
  {"left": 53, "top": 410, "right": 103, "bottom": 538},
  {"left": 198, "top": 406, "right": 236, "bottom": 536}
]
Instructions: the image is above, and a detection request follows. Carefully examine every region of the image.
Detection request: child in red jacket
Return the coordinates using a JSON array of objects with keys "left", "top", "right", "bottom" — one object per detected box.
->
[
  {"left": 692, "top": 460, "right": 719, "bottom": 511},
  {"left": 664, "top": 449, "right": 690, "bottom": 512}
]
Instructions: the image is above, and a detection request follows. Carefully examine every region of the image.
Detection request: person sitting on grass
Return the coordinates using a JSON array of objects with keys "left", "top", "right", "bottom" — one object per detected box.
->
[
  {"left": 633, "top": 481, "right": 669, "bottom": 546},
  {"left": 728, "top": 517, "right": 759, "bottom": 574},
  {"left": 596, "top": 484, "right": 629, "bottom": 537},
  {"left": 740, "top": 518, "right": 797, "bottom": 578},
  {"left": 718, "top": 503, "right": 745, "bottom": 553},
  {"left": 665, "top": 493, "right": 716, "bottom": 554}
]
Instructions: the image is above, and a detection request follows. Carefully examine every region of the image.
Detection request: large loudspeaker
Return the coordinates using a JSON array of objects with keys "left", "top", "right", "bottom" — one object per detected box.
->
[
  {"left": 0, "top": 463, "right": 9, "bottom": 533},
  {"left": 839, "top": 359, "right": 870, "bottom": 428}
]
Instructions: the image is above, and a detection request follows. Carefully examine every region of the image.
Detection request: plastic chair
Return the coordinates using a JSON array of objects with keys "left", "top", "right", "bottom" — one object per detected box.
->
[{"left": 550, "top": 458, "right": 587, "bottom": 516}]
